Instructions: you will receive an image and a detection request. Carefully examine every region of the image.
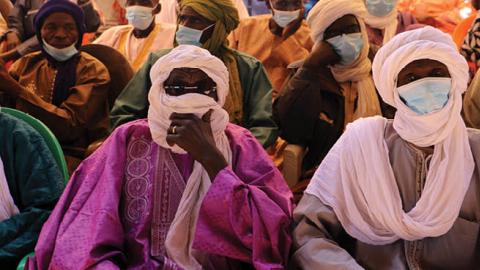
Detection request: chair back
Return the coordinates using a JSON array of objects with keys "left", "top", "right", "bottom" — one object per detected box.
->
[
  {"left": 1, "top": 107, "right": 69, "bottom": 183},
  {"left": 80, "top": 44, "right": 135, "bottom": 109}
]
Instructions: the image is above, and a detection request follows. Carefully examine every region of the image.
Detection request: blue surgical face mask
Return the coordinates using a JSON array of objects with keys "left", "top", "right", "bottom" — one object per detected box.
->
[
  {"left": 175, "top": 24, "right": 214, "bottom": 47},
  {"left": 42, "top": 39, "right": 78, "bottom": 62},
  {"left": 397, "top": 77, "right": 451, "bottom": 115},
  {"left": 326, "top": 32, "right": 364, "bottom": 65},
  {"left": 365, "top": 0, "right": 397, "bottom": 17},
  {"left": 126, "top": 5, "right": 155, "bottom": 30},
  {"left": 272, "top": 8, "right": 301, "bottom": 28}
]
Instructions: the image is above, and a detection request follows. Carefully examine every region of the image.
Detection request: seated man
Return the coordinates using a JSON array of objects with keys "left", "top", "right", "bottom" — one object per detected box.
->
[
  {"left": 94, "top": 0, "right": 176, "bottom": 71},
  {"left": 291, "top": 26, "right": 480, "bottom": 269},
  {"left": 228, "top": 0, "right": 313, "bottom": 98},
  {"left": 1, "top": 0, "right": 100, "bottom": 62},
  {"left": 27, "top": 45, "right": 294, "bottom": 270},
  {"left": 111, "top": 0, "right": 278, "bottom": 148},
  {"left": 460, "top": 0, "right": 480, "bottom": 77},
  {"left": 362, "top": 0, "right": 419, "bottom": 47},
  {"left": 274, "top": 0, "right": 383, "bottom": 173},
  {"left": 0, "top": 112, "right": 64, "bottom": 269},
  {"left": 0, "top": 0, "right": 111, "bottom": 172}
]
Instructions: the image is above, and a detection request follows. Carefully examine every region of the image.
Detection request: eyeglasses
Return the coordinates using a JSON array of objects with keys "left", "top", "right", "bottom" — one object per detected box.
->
[{"left": 164, "top": 85, "right": 217, "bottom": 96}]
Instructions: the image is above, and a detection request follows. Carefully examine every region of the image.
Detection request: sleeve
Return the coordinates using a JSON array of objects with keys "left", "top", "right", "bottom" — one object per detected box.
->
[
  {"left": 80, "top": 0, "right": 101, "bottom": 33},
  {"left": 26, "top": 126, "right": 132, "bottom": 270},
  {"left": 0, "top": 117, "right": 65, "bottom": 267},
  {"left": 240, "top": 56, "right": 278, "bottom": 148},
  {"left": 7, "top": 0, "right": 26, "bottom": 40},
  {"left": 290, "top": 193, "right": 363, "bottom": 270},
  {"left": 110, "top": 52, "right": 156, "bottom": 130},
  {"left": 193, "top": 128, "right": 294, "bottom": 270},
  {"left": 15, "top": 57, "right": 110, "bottom": 143}
]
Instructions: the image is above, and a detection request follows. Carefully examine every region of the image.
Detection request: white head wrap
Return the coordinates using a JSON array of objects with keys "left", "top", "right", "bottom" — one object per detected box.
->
[
  {"left": 305, "top": 26, "right": 474, "bottom": 245},
  {"left": 0, "top": 157, "right": 19, "bottom": 222},
  {"left": 307, "top": 0, "right": 381, "bottom": 120},
  {"left": 148, "top": 45, "right": 232, "bottom": 269},
  {"left": 362, "top": 0, "right": 399, "bottom": 44}
]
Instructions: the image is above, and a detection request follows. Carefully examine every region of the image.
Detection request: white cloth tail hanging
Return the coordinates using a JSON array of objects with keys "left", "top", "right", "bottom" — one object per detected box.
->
[{"left": 0, "top": 157, "right": 19, "bottom": 222}]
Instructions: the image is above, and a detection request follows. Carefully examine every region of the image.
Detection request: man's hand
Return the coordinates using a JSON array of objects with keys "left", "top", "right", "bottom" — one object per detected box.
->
[
  {"left": 166, "top": 109, "right": 228, "bottom": 179},
  {"left": 303, "top": 41, "right": 340, "bottom": 70},
  {"left": 5, "top": 32, "right": 21, "bottom": 52}
]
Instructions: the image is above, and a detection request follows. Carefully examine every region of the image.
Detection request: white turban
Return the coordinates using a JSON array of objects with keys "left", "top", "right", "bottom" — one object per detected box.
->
[
  {"left": 306, "top": 0, "right": 381, "bottom": 120},
  {"left": 362, "top": 0, "right": 399, "bottom": 45},
  {"left": 306, "top": 26, "right": 474, "bottom": 245},
  {"left": 147, "top": 45, "right": 233, "bottom": 270}
]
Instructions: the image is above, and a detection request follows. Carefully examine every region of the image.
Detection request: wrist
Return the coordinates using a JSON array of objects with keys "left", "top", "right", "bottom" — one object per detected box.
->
[{"left": 200, "top": 147, "right": 228, "bottom": 179}]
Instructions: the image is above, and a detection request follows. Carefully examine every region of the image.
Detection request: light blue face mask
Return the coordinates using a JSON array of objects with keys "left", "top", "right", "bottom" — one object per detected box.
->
[
  {"left": 397, "top": 77, "right": 451, "bottom": 115},
  {"left": 326, "top": 32, "right": 364, "bottom": 65},
  {"left": 125, "top": 5, "right": 155, "bottom": 30},
  {"left": 272, "top": 8, "right": 301, "bottom": 28},
  {"left": 365, "top": 0, "right": 397, "bottom": 17},
  {"left": 42, "top": 39, "right": 78, "bottom": 62},
  {"left": 175, "top": 24, "right": 214, "bottom": 47}
]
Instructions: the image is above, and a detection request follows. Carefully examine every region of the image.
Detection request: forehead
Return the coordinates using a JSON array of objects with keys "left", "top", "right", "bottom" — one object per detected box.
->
[
  {"left": 270, "top": 0, "right": 302, "bottom": 4},
  {"left": 42, "top": 12, "right": 76, "bottom": 25},
  {"left": 126, "top": 0, "right": 157, "bottom": 6},
  {"left": 399, "top": 59, "right": 448, "bottom": 75},
  {"left": 327, "top": 14, "right": 359, "bottom": 31},
  {"left": 166, "top": 68, "right": 212, "bottom": 83}
]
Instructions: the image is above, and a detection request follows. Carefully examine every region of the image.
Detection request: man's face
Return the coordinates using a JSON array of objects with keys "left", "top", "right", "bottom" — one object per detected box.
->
[
  {"left": 268, "top": 0, "right": 303, "bottom": 11},
  {"left": 177, "top": 6, "right": 215, "bottom": 43},
  {"left": 397, "top": 59, "right": 451, "bottom": 87},
  {"left": 41, "top": 12, "right": 79, "bottom": 48},
  {"left": 323, "top": 14, "right": 361, "bottom": 40},
  {"left": 164, "top": 68, "right": 218, "bottom": 101}
]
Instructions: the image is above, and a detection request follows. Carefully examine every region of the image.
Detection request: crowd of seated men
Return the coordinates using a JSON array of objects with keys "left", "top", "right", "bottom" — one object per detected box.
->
[{"left": 0, "top": 0, "right": 479, "bottom": 269}]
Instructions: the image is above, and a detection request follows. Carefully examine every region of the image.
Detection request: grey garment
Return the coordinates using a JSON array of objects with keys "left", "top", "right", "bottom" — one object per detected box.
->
[
  {"left": 6, "top": 0, "right": 100, "bottom": 56},
  {"left": 291, "top": 121, "right": 480, "bottom": 270}
]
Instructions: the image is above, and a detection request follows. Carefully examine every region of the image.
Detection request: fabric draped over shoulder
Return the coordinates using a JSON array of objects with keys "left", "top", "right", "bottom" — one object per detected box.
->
[
  {"left": 307, "top": 0, "right": 381, "bottom": 120},
  {"left": 306, "top": 26, "right": 474, "bottom": 245}
]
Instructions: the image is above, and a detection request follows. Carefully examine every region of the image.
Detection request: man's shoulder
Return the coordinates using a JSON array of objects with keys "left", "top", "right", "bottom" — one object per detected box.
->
[
  {"left": 230, "top": 49, "right": 263, "bottom": 68},
  {"left": 237, "top": 14, "right": 270, "bottom": 28}
]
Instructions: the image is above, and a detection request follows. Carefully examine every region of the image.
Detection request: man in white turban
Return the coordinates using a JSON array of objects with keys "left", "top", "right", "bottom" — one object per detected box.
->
[
  {"left": 274, "top": 0, "right": 385, "bottom": 176},
  {"left": 290, "top": 26, "right": 480, "bottom": 269},
  {"left": 27, "top": 45, "right": 294, "bottom": 270}
]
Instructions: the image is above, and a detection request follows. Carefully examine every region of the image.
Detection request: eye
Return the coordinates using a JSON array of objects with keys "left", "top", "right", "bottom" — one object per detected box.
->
[{"left": 406, "top": 74, "right": 418, "bottom": 83}]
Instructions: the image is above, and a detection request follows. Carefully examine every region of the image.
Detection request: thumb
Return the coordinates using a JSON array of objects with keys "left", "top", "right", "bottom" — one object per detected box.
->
[{"left": 202, "top": 109, "right": 214, "bottom": 122}]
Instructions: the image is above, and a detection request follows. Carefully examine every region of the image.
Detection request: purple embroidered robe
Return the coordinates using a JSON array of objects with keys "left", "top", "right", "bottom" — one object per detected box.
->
[{"left": 26, "top": 120, "right": 294, "bottom": 270}]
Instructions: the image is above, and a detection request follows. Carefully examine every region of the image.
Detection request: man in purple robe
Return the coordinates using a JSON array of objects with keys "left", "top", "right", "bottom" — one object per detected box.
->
[{"left": 26, "top": 45, "right": 294, "bottom": 270}]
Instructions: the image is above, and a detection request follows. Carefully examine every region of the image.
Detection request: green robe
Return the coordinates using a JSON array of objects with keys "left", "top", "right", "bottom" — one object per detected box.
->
[
  {"left": 110, "top": 49, "right": 278, "bottom": 148},
  {"left": 0, "top": 113, "right": 64, "bottom": 269}
]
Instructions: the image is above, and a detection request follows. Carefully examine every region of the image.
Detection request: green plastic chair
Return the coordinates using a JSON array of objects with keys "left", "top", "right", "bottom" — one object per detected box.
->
[
  {"left": 1, "top": 107, "right": 69, "bottom": 183},
  {"left": 1, "top": 108, "right": 70, "bottom": 270}
]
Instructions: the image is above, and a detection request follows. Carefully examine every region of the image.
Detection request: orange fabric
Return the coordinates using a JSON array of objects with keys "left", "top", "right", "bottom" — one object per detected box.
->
[
  {"left": 398, "top": 0, "right": 472, "bottom": 33},
  {"left": 82, "top": 33, "right": 96, "bottom": 45},
  {"left": 452, "top": 13, "right": 476, "bottom": 49}
]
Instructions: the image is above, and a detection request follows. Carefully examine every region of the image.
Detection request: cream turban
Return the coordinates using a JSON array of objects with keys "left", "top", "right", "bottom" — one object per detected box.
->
[
  {"left": 147, "top": 45, "right": 233, "bottom": 270},
  {"left": 306, "top": 26, "right": 474, "bottom": 246}
]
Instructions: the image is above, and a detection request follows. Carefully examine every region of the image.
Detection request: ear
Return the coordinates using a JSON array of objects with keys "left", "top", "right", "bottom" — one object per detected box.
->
[{"left": 153, "top": 2, "right": 161, "bottom": 14}]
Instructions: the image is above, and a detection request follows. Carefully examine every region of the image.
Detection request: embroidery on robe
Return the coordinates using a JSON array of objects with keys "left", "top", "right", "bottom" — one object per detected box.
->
[
  {"left": 151, "top": 147, "right": 187, "bottom": 257},
  {"left": 124, "top": 136, "right": 152, "bottom": 224}
]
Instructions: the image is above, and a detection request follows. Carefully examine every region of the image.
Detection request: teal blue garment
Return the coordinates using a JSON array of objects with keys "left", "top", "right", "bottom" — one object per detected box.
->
[
  {"left": 0, "top": 113, "right": 64, "bottom": 269},
  {"left": 110, "top": 49, "right": 278, "bottom": 148}
]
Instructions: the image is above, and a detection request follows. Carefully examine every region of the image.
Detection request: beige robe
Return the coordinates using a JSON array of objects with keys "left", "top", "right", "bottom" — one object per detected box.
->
[
  {"left": 94, "top": 23, "right": 176, "bottom": 71},
  {"left": 291, "top": 121, "right": 480, "bottom": 269},
  {"left": 228, "top": 14, "right": 313, "bottom": 98}
]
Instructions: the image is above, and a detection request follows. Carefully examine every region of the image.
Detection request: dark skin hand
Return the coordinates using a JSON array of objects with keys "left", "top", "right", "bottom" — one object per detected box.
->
[
  {"left": 397, "top": 59, "right": 451, "bottom": 152},
  {"left": 164, "top": 68, "right": 228, "bottom": 179},
  {"left": 267, "top": 0, "right": 304, "bottom": 39},
  {"left": 4, "top": 31, "right": 21, "bottom": 51},
  {"left": 178, "top": 6, "right": 215, "bottom": 44},
  {"left": 126, "top": 0, "right": 161, "bottom": 38},
  {"left": 303, "top": 14, "right": 360, "bottom": 70}
]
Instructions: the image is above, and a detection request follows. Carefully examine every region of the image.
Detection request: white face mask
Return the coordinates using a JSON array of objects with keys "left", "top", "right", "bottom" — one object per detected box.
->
[
  {"left": 272, "top": 8, "right": 301, "bottom": 28},
  {"left": 125, "top": 5, "right": 155, "bottom": 30},
  {"left": 42, "top": 39, "right": 78, "bottom": 62}
]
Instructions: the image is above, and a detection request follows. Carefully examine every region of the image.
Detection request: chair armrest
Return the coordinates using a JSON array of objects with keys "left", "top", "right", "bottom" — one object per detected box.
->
[{"left": 282, "top": 144, "right": 306, "bottom": 188}]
